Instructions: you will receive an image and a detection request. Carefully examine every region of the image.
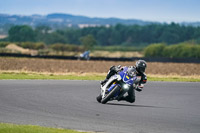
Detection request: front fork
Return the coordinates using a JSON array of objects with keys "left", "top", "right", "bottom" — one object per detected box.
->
[{"left": 101, "top": 75, "right": 121, "bottom": 99}]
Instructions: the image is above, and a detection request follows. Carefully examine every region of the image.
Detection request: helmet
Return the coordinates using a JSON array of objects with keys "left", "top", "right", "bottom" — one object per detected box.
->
[{"left": 136, "top": 60, "right": 147, "bottom": 73}]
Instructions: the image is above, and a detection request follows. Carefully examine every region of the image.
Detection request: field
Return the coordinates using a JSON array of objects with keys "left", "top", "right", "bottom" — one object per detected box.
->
[
  {"left": 0, "top": 123, "right": 88, "bottom": 133},
  {"left": 4, "top": 43, "right": 143, "bottom": 58},
  {"left": 0, "top": 57, "right": 200, "bottom": 77}
]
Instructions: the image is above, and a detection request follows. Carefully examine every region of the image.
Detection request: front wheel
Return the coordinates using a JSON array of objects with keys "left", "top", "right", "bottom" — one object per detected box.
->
[
  {"left": 96, "top": 94, "right": 102, "bottom": 103},
  {"left": 101, "top": 85, "right": 120, "bottom": 104}
]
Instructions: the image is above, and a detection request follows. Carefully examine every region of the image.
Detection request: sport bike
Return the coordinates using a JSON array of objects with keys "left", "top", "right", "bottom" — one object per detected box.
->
[{"left": 96, "top": 66, "right": 141, "bottom": 104}]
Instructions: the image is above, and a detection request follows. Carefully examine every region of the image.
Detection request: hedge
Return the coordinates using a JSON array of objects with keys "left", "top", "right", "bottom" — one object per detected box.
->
[{"left": 144, "top": 43, "right": 200, "bottom": 58}]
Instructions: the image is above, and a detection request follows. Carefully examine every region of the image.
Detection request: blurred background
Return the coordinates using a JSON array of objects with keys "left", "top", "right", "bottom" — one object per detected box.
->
[
  {"left": 0, "top": 0, "right": 200, "bottom": 76},
  {"left": 0, "top": 0, "right": 200, "bottom": 58}
]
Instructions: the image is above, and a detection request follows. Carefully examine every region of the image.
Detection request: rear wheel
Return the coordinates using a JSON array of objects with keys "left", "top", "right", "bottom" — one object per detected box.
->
[{"left": 101, "top": 85, "right": 120, "bottom": 104}]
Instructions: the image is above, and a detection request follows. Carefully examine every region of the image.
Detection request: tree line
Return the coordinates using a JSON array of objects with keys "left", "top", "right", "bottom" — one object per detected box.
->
[
  {"left": 4, "top": 23, "right": 200, "bottom": 46},
  {"left": 1, "top": 23, "right": 200, "bottom": 58}
]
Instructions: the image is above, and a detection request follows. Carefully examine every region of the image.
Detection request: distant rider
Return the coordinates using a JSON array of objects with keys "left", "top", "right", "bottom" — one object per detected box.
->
[{"left": 100, "top": 60, "right": 147, "bottom": 103}]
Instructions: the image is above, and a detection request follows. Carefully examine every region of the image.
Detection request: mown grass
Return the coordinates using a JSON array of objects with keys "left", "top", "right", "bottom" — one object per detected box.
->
[
  {"left": 148, "top": 75, "right": 200, "bottom": 82},
  {"left": 0, "top": 123, "right": 88, "bottom": 133},
  {"left": 0, "top": 72, "right": 105, "bottom": 80},
  {"left": 0, "top": 72, "right": 200, "bottom": 82}
]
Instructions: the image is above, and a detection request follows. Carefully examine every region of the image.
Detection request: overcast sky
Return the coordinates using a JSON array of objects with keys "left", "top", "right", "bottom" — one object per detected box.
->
[{"left": 0, "top": 0, "right": 199, "bottom": 22}]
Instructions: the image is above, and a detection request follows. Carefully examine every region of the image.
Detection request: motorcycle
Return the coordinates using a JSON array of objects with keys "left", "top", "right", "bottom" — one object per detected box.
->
[{"left": 96, "top": 66, "right": 141, "bottom": 104}]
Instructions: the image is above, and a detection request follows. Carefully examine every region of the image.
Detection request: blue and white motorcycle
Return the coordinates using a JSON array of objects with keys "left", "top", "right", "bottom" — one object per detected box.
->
[{"left": 96, "top": 66, "right": 141, "bottom": 104}]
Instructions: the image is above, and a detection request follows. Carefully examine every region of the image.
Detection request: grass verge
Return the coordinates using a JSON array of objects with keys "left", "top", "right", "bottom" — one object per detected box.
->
[
  {"left": 0, "top": 71, "right": 200, "bottom": 82},
  {"left": 0, "top": 123, "right": 88, "bottom": 133},
  {"left": 0, "top": 71, "right": 105, "bottom": 80},
  {"left": 148, "top": 75, "right": 200, "bottom": 82}
]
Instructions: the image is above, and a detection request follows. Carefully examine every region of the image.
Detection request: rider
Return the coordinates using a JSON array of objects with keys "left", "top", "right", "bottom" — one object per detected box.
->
[{"left": 100, "top": 60, "right": 147, "bottom": 103}]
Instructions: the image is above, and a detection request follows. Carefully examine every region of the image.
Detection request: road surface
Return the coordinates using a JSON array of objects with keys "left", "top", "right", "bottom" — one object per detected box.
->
[{"left": 0, "top": 80, "right": 200, "bottom": 133}]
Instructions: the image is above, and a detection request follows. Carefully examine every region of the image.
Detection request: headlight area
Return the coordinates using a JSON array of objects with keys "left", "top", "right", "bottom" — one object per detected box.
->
[{"left": 123, "top": 84, "right": 131, "bottom": 90}]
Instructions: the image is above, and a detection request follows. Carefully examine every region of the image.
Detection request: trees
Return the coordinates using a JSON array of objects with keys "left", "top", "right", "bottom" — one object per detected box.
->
[
  {"left": 35, "top": 25, "right": 51, "bottom": 43},
  {"left": 44, "top": 32, "right": 68, "bottom": 44},
  {"left": 80, "top": 34, "right": 97, "bottom": 50},
  {"left": 8, "top": 25, "right": 36, "bottom": 42},
  {"left": 6, "top": 23, "right": 200, "bottom": 47}
]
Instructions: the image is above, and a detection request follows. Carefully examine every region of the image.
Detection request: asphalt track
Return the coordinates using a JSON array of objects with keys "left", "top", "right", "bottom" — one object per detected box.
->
[{"left": 0, "top": 80, "right": 200, "bottom": 133}]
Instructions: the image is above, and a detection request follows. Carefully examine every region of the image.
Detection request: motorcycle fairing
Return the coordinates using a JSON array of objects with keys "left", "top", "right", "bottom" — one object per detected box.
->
[
  {"left": 119, "top": 66, "right": 136, "bottom": 85},
  {"left": 101, "top": 74, "right": 121, "bottom": 98}
]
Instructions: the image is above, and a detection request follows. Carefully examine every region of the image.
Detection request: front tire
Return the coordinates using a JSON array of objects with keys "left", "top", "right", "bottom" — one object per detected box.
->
[
  {"left": 96, "top": 94, "right": 102, "bottom": 103},
  {"left": 101, "top": 85, "right": 120, "bottom": 104}
]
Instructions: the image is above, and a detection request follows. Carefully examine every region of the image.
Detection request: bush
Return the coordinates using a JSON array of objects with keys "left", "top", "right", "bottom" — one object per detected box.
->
[
  {"left": 49, "top": 43, "right": 65, "bottom": 52},
  {"left": 0, "top": 42, "right": 10, "bottom": 48},
  {"left": 0, "top": 48, "right": 12, "bottom": 53},
  {"left": 34, "top": 42, "right": 46, "bottom": 50},
  {"left": 38, "top": 49, "right": 51, "bottom": 55},
  {"left": 144, "top": 43, "right": 200, "bottom": 58},
  {"left": 94, "top": 45, "right": 143, "bottom": 52},
  {"left": 163, "top": 44, "right": 200, "bottom": 58},
  {"left": 49, "top": 44, "right": 83, "bottom": 52},
  {"left": 184, "top": 45, "right": 200, "bottom": 58},
  {"left": 18, "top": 42, "right": 46, "bottom": 50},
  {"left": 162, "top": 44, "right": 182, "bottom": 58},
  {"left": 144, "top": 43, "right": 166, "bottom": 57}
]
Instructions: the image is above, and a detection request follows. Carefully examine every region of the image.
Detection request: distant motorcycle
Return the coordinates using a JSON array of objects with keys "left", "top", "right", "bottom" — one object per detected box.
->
[
  {"left": 96, "top": 66, "right": 141, "bottom": 104},
  {"left": 78, "top": 50, "right": 90, "bottom": 60}
]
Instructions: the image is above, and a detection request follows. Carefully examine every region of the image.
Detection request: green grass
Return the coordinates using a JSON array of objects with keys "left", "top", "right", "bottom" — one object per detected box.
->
[
  {"left": 0, "top": 72, "right": 105, "bottom": 80},
  {"left": 148, "top": 76, "right": 200, "bottom": 82},
  {"left": 0, "top": 72, "right": 200, "bottom": 82},
  {"left": 0, "top": 123, "right": 88, "bottom": 133}
]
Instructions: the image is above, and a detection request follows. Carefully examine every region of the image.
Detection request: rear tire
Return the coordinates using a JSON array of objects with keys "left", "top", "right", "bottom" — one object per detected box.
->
[{"left": 101, "top": 85, "right": 120, "bottom": 104}]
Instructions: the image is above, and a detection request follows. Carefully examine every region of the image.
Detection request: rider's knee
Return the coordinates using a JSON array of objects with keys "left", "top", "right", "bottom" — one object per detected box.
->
[
  {"left": 129, "top": 98, "right": 135, "bottom": 103},
  {"left": 129, "top": 99, "right": 135, "bottom": 103},
  {"left": 126, "top": 96, "right": 135, "bottom": 103}
]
